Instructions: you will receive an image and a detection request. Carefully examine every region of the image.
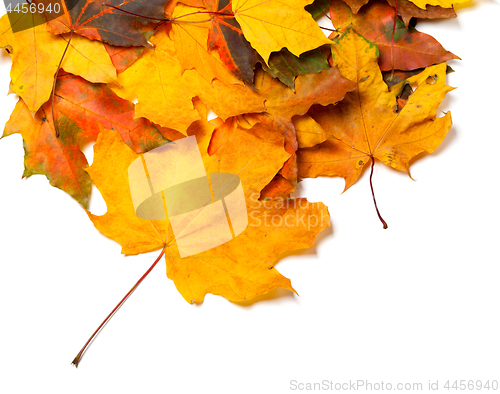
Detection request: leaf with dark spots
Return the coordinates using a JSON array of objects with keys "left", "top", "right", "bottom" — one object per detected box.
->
[
  {"left": 53, "top": 73, "right": 169, "bottom": 153},
  {"left": 47, "top": 0, "right": 169, "bottom": 47},
  {"left": 263, "top": 47, "right": 331, "bottom": 91},
  {"left": 330, "top": 0, "right": 459, "bottom": 71},
  {"left": 383, "top": 64, "right": 454, "bottom": 88}
]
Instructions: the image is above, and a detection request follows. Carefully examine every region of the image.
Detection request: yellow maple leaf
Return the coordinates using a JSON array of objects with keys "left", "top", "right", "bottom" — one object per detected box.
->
[
  {"left": 109, "top": 26, "right": 202, "bottom": 134},
  {"left": 0, "top": 14, "right": 117, "bottom": 113},
  {"left": 232, "top": 0, "right": 332, "bottom": 64},
  {"left": 86, "top": 103, "right": 330, "bottom": 303}
]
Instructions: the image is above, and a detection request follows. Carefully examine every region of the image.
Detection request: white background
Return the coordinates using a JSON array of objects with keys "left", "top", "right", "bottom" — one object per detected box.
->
[{"left": 0, "top": 1, "right": 499, "bottom": 393}]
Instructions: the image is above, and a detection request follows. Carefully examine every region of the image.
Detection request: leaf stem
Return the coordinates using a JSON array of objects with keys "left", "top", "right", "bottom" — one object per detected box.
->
[
  {"left": 319, "top": 25, "right": 336, "bottom": 32},
  {"left": 389, "top": 0, "right": 399, "bottom": 80},
  {"left": 71, "top": 246, "right": 166, "bottom": 367},
  {"left": 52, "top": 30, "right": 73, "bottom": 138},
  {"left": 369, "top": 156, "right": 388, "bottom": 229},
  {"left": 169, "top": 10, "right": 234, "bottom": 21}
]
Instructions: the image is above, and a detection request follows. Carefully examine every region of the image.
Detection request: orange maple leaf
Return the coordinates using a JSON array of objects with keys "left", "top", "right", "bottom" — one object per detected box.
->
[{"left": 298, "top": 28, "right": 453, "bottom": 228}]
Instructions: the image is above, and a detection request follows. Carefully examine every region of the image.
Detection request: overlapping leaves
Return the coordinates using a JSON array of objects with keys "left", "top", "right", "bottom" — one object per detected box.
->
[{"left": 1, "top": 0, "right": 459, "bottom": 303}]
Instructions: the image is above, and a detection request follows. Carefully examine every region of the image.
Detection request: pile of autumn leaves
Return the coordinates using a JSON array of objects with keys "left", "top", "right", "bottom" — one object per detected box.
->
[{"left": 0, "top": 0, "right": 460, "bottom": 303}]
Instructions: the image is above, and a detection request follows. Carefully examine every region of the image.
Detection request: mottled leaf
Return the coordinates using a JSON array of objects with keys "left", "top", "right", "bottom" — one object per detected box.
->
[
  {"left": 264, "top": 47, "right": 331, "bottom": 91},
  {"left": 47, "top": 0, "right": 168, "bottom": 47},
  {"left": 330, "top": 0, "right": 459, "bottom": 71},
  {"left": 3, "top": 98, "right": 92, "bottom": 208}
]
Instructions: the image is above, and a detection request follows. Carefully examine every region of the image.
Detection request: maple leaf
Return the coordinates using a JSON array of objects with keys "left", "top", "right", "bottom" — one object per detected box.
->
[
  {"left": 85, "top": 102, "right": 329, "bottom": 301},
  {"left": 297, "top": 28, "right": 453, "bottom": 227},
  {"left": 52, "top": 73, "right": 169, "bottom": 153},
  {"left": 0, "top": 13, "right": 117, "bottom": 113},
  {"left": 170, "top": 109, "right": 330, "bottom": 302},
  {"left": 110, "top": 26, "right": 203, "bottom": 133},
  {"left": 1, "top": 72, "right": 169, "bottom": 208},
  {"left": 232, "top": 0, "right": 332, "bottom": 64},
  {"left": 67, "top": 103, "right": 329, "bottom": 365},
  {"left": 3, "top": 98, "right": 92, "bottom": 208},
  {"left": 47, "top": 0, "right": 169, "bottom": 47},
  {"left": 330, "top": 0, "right": 459, "bottom": 71}
]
